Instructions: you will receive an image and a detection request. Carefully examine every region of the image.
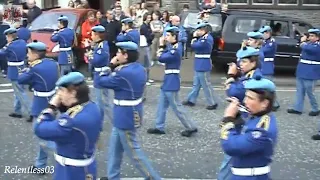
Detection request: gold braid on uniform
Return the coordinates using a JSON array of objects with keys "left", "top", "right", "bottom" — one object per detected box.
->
[{"left": 256, "top": 115, "right": 270, "bottom": 131}]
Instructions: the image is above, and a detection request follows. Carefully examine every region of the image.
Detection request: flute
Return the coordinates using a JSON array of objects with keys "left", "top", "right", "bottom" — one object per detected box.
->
[{"left": 226, "top": 99, "right": 249, "bottom": 113}]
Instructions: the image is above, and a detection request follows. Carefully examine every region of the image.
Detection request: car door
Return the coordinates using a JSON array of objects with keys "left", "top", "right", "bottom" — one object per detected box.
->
[{"left": 260, "top": 19, "right": 298, "bottom": 69}]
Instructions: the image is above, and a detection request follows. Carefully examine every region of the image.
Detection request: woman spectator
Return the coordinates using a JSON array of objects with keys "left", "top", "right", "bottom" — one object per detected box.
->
[
  {"left": 96, "top": 10, "right": 103, "bottom": 23},
  {"left": 81, "top": 11, "right": 99, "bottom": 79},
  {"left": 161, "top": 11, "right": 170, "bottom": 27},
  {"left": 150, "top": 11, "right": 163, "bottom": 65},
  {"left": 129, "top": 6, "right": 138, "bottom": 27},
  {"left": 67, "top": 1, "right": 75, "bottom": 8}
]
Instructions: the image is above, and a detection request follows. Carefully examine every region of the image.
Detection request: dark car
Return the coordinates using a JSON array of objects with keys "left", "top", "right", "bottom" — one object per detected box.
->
[{"left": 183, "top": 10, "right": 314, "bottom": 70}]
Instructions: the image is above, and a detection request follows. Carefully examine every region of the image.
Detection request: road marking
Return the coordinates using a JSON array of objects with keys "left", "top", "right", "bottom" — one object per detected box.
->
[
  {"left": 0, "top": 89, "right": 13, "bottom": 93},
  {"left": 101, "top": 178, "right": 217, "bottom": 180},
  {"left": 0, "top": 83, "right": 12, "bottom": 87}
]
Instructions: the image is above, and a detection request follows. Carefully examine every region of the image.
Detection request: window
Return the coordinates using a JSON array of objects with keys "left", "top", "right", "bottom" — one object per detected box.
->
[
  {"left": 252, "top": 0, "right": 273, "bottom": 4},
  {"left": 227, "top": 0, "right": 248, "bottom": 4},
  {"left": 292, "top": 22, "right": 312, "bottom": 37},
  {"left": 184, "top": 13, "right": 222, "bottom": 32},
  {"left": 303, "top": 0, "right": 320, "bottom": 5},
  {"left": 233, "top": 19, "right": 259, "bottom": 33},
  {"left": 261, "top": 20, "right": 290, "bottom": 37},
  {"left": 278, "top": 0, "right": 298, "bottom": 4},
  {"left": 43, "top": 0, "right": 59, "bottom": 9},
  {"left": 29, "top": 12, "right": 77, "bottom": 31}
]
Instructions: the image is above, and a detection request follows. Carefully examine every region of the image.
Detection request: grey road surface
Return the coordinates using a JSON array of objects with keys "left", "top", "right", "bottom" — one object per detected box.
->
[{"left": 0, "top": 79, "right": 320, "bottom": 180}]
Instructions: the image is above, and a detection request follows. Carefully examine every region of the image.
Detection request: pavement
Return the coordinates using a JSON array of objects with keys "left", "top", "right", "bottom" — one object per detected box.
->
[{"left": 0, "top": 75, "right": 320, "bottom": 179}]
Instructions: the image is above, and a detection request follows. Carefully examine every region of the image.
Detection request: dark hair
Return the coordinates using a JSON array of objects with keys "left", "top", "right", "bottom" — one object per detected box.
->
[
  {"left": 250, "top": 89, "right": 275, "bottom": 113},
  {"left": 143, "top": 13, "right": 151, "bottom": 22},
  {"left": 119, "top": 49, "right": 139, "bottom": 63},
  {"left": 66, "top": 81, "right": 90, "bottom": 104},
  {"left": 60, "top": 20, "right": 68, "bottom": 28},
  {"left": 87, "top": 11, "right": 95, "bottom": 18},
  {"left": 29, "top": 48, "right": 46, "bottom": 59},
  {"left": 167, "top": 31, "right": 179, "bottom": 42},
  {"left": 183, "top": 4, "right": 189, "bottom": 9},
  {"left": 244, "top": 55, "right": 260, "bottom": 69},
  {"left": 152, "top": 10, "right": 161, "bottom": 21},
  {"left": 161, "top": 11, "right": 169, "bottom": 22}
]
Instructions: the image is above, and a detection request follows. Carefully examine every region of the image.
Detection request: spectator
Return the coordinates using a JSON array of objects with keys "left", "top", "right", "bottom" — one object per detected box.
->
[
  {"left": 150, "top": 11, "right": 163, "bottom": 65},
  {"left": 100, "top": 9, "right": 121, "bottom": 58},
  {"left": 139, "top": 13, "right": 154, "bottom": 85},
  {"left": 68, "top": 1, "right": 75, "bottom": 8},
  {"left": 0, "top": 14, "right": 10, "bottom": 78},
  {"left": 113, "top": 6, "right": 126, "bottom": 21},
  {"left": 24, "top": 0, "right": 42, "bottom": 24},
  {"left": 96, "top": 10, "right": 103, "bottom": 23},
  {"left": 179, "top": 4, "right": 189, "bottom": 25},
  {"left": 161, "top": 11, "right": 170, "bottom": 27},
  {"left": 129, "top": 6, "right": 138, "bottom": 27},
  {"left": 136, "top": 2, "right": 148, "bottom": 27}
]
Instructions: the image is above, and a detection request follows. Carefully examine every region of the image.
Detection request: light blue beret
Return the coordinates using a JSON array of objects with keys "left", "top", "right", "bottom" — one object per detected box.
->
[
  {"left": 259, "top": 26, "right": 272, "bottom": 33},
  {"left": 4, "top": 28, "right": 18, "bottom": 35},
  {"left": 27, "top": 40, "right": 47, "bottom": 51},
  {"left": 247, "top": 31, "right": 263, "bottom": 39},
  {"left": 121, "top": 18, "right": 133, "bottom": 24},
  {"left": 91, "top": 25, "right": 105, "bottom": 32},
  {"left": 116, "top": 41, "right": 138, "bottom": 51},
  {"left": 308, "top": 28, "right": 320, "bottom": 35},
  {"left": 196, "top": 22, "right": 210, "bottom": 29},
  {"left": 56, "top": 72, "right": 85, "bottom": 87},
  {"left": 236, "top": 47, "right": 260, "bottom": 59},
  {"left": 244, "top": 76, "right": 276, "bottom": 92},
  {"left": 165, "top": 26, "right": 179, "bottom": 33},
  {"left": 58, "top": 15, "right": 68, "bottom": 21}
]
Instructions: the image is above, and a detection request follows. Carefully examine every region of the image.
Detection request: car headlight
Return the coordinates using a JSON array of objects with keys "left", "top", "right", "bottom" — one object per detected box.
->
[{"left": 52, "top": 44, "right": 60, "bottom": 53}]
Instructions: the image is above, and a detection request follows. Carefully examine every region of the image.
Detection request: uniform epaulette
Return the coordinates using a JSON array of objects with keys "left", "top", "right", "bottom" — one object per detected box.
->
[
  {"left": 66, "top": 104, "right": 84, "bottom": 118},
  {"left": 172, "top": 43, "right": 178, "bottom": 49},
  {"left": 256, "top": 115, "right": 270, "bottom": 130},
  {"left": 98, "top": 41, "right": 103, "bottom": 48},
  {"left": 245, "top": 70, "right": 255, "bottom": 78},
  {"left": 29, "top": 60, "right": 42, "bottom": 67}
]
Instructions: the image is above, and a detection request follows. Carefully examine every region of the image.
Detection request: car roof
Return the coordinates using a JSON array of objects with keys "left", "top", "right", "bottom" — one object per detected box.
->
[{"left": 45, "top": 8, "right": 95, "bottom": 15}]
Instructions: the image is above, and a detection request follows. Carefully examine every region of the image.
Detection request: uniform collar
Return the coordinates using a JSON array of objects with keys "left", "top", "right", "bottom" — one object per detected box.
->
[{"left": 245, "top": 69, "right": 255, "bottom": 78}]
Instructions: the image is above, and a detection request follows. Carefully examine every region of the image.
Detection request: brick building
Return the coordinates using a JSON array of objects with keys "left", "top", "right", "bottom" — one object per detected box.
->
[{"left": 128, "top": 0, "right": 320, "bottom": 26}]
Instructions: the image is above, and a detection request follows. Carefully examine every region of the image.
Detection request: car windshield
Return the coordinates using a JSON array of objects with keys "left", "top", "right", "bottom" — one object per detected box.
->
[
  {"left": 183, "top": 12, "right": 222, "bottom": 32},
  {"left": 29, "top": 12, "right": 77, "bottom": 31}
]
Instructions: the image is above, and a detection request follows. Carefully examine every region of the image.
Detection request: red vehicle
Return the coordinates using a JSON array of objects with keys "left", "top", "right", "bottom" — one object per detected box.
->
[{"left": 29, "top": 8, "right": 97, "bottom": 69}]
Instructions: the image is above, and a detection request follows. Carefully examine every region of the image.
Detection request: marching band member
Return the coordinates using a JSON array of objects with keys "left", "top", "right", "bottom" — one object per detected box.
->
[
  {"left": 259, "top": 25, "right": 280, "bottom": 111},
  {"left": 34, "top": 72, "right": 102, "bottom": 180},
  {"left": 51, "top": 15, "right": 75, "bottom": 76},
  {"left": 17, "top": 40, "right": 59, "bottom": 172},
  {"left": 147, "top": 26, "right": 198, "bottom": 137},
  {"left": 218, "top": 46, "right": 263, "bottom": 180},
  {"left": 95, "top": 41, "right": 161, "bottom": 180},
  {"left": 116, "top": 17, "right": 140, "bottom": 45},
  {"left": 183, "top": 23, "right": 218, "bottom": 110},
  {"left": 221, "top": 76, "right": 278, "bottom": 180},
  {"left": 0, "top": 27, "right": 32, "bottom": 122},
  {"left": 288, "top": 28, "right": 320, "bottom": 117},
  {"left": 90, "top": 24, "right": 113, "bottom": 125}
]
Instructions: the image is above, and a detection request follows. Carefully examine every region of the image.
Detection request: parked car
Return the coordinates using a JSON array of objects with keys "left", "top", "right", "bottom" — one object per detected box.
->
[
  {"left": 184, "top": 10, "right": 314, "bottom": 70},
  {"left": 29, "top": 8, "right": 96, "bottom": 69}
]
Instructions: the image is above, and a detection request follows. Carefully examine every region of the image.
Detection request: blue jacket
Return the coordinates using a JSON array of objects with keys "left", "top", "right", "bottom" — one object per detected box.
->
[
  {"left": 95, "top": 62, "right": 146, "bottom": 130},
  {"left": 34, "top": 102, "right": 102, "bottom": 180},
  {"left": 221, "top": 113, "right": 278, "bottom": 179},
  {"left": 90, "top": 41, "right": 110, "bottom": 88},
  {"left": 17, "top": 27, "right": 31, "bottom": 42},
  {"left": 261, "top": 38, "right": 277, "bottom": 75},
  {"left": 296, "top": 41, "right": 320, "bottom": 80},
  {"left": 116, "top": 29, "right": 140, "bottom": 45},
  {"left": 51, "top": 28, "right": 75, "bottom": 65},
  {"left": 226, "top": 69, "right": 262, "bottom": 103},
  {"left": 159, "top": 43, "right": 182, "bottom": 91},
  {"left": 17, "top": 58, "right": 59, "bottom": 116},
  {"left": 191, "top": 33, "right": 213, "bottom": 72},
  {"left": 0, "top": 38, "right": 27, "bottom": 80}
]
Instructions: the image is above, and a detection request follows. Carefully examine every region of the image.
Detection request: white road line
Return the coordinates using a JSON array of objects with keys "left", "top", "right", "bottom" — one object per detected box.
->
[
  {"left": 0, "top": 89, "right": 13, "bottom": 93},
  {"left": 106, "top": 178, "right": 216, "bottom": 180},
  {"left": 0, "top": 83, "right": 12, "bottom": 87}
]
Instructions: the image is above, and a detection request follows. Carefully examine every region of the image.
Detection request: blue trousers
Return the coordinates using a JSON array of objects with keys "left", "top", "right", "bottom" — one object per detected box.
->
[
  {"left": 59, "top": 64, "right": 72, "bottom": 76},
  {"left": 33, "top": 117, "right": 56, "bottom": 168},
  {"left": 11, "top": 81, "right": 31, "bottom": 115},
  {"left": 155, "top": 90, "right": 197, "bottom": 131},
  {"left": 94, "top": 88, "right": 113, "bottom": 122},
  {"left": 187, "top": 71, "right": 217, "bottom": 106},
  {"left": 217, "top": 154, "right": 232, "bottom": 180},
  {"left": 293, "top": 78, "right": 319, "bottom": 112},
  {"left": 107, "top": 127, "right": 161, "bottom": 180},
  {"left": 264, "top": 75, "right": 280, "bottom": 108}
]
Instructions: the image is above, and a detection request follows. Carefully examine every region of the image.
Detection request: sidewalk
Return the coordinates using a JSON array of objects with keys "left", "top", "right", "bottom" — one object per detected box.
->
[{"left": 149, "top": 58, "right": 299, "bottom": 87}]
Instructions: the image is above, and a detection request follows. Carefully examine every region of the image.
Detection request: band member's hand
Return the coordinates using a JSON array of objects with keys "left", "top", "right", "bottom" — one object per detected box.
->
[
  {"left": 110, "top": 56, "right": 119, "bottom": 64},
  {"left": 227, "top": 63, "right": 238, "bottom": 75},
  {"left": 49, "top": 92, "right": 61, "bottom": 107},
  {"left": 224, "top": 97, "right": 240, "bottom": 118},
  {"left": 193, "top": 30, "right": 198, "bottom": 37},
  {"left": 159, "top": 36, "right": 165, "bottom": 46},
  {"left": 300, "top": 35, "right": 307, "bottom": 43},
  {"left": 224, "top": 77, "right": 235, "bottom": 86},
  {"left": 241, "top": 40, "right": 248, "bottom": 48}
]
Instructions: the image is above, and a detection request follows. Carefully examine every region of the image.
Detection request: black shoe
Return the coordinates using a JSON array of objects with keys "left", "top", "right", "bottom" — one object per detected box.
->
[
  {"left": 206, "top": 104, "right": 218, "bottom": 110},
  {"left": 182, "top": 101, "right": 195, "bottom": 107},
  {"left": 29, "top": 165, "right": 46, "bottom": 175},
  {"left": 9, "top": 113, "right": 22, "bottom": 118},
  {"left": 311, "top": 134, "right": 320, "bottom": 140},
  {"left": 309, "top": 111, "right": 320, "bottom": 116},
  {"left": 272, "top": 106, "right": 280, "bottom": 112},
  {"left": 287, "top": 109, "right": 302, "bottom": 115},
  {"left": 98, "top": 177, "right": 108, "bottom": 180},
  {"left": 147, "top": 128, "right": 165, "bottom": 135},
  {"left": 181, "top": 129, "right": 198, "bottom": 137},
  {"left": 26, "top": 116, "right": 33, "bottom": 122}
]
